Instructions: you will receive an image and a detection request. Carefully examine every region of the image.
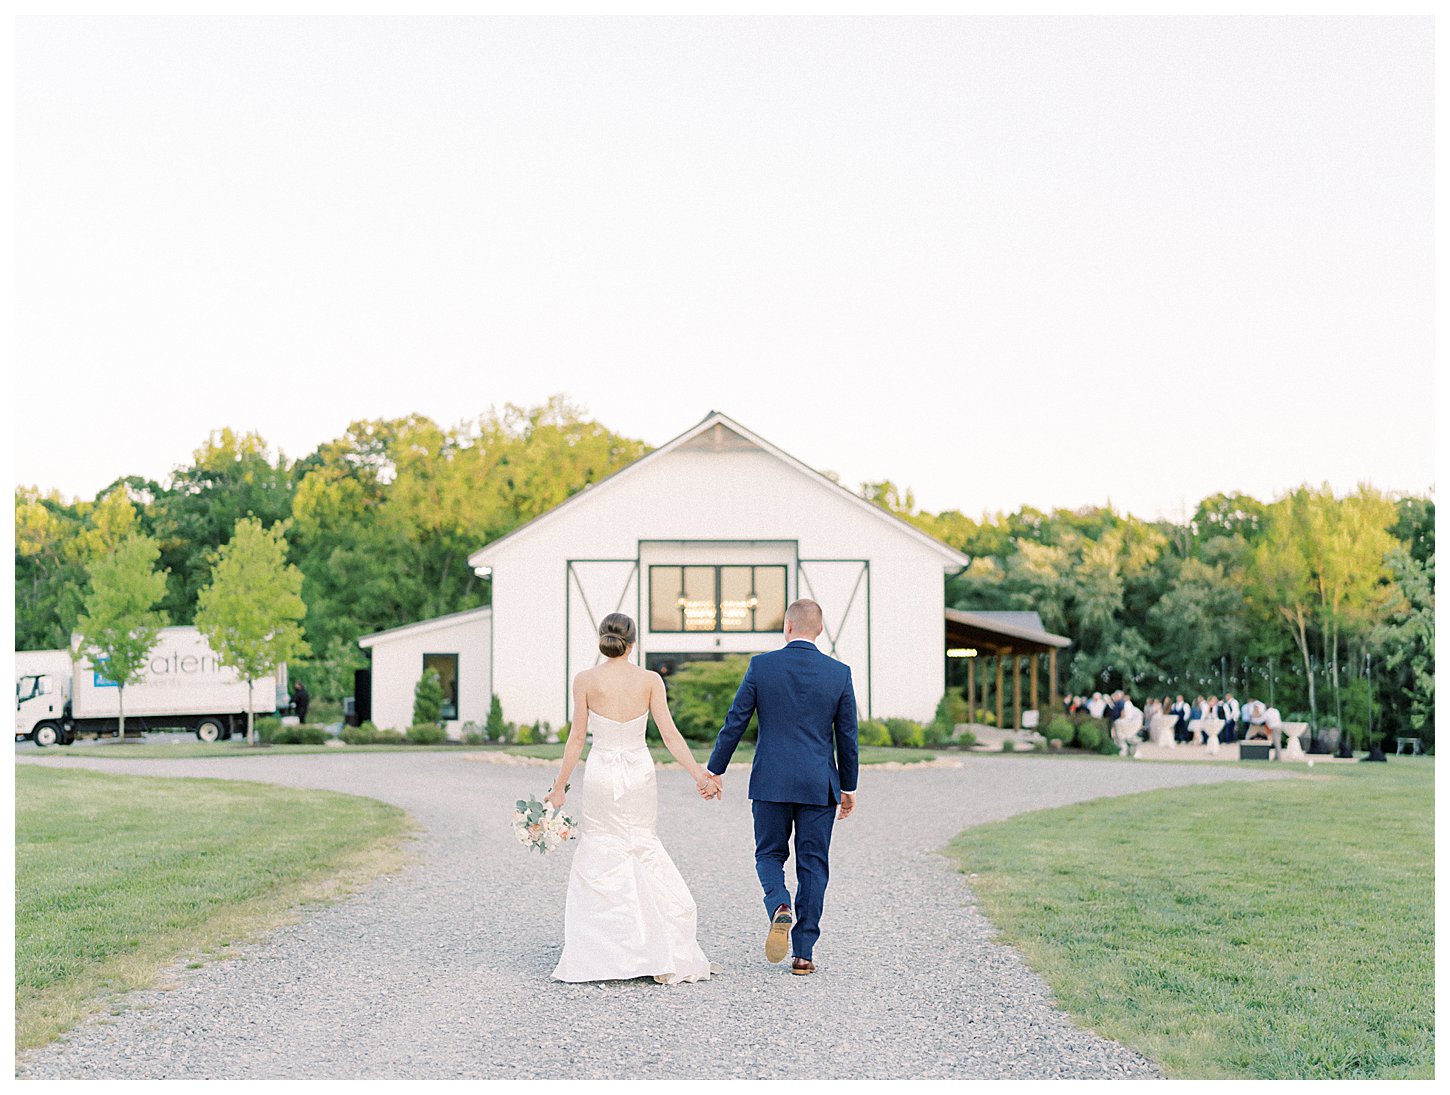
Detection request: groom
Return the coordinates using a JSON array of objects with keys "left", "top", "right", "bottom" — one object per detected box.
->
[{"left": 702, "top": 598, "right": 859, "bottom": 976}]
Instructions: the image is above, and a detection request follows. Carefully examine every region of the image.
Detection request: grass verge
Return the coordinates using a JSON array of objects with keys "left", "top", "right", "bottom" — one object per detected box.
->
[
  {"left": 15, "top": 765, "right": 416, "bottom": 1053},
  {"left": 944, "top": 758, "right": 1434, "bottom": 1079}
]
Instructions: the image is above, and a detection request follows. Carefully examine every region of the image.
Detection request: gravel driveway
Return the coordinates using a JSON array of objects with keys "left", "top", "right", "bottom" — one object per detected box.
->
[{"left": 15, "top": 751, "right": 1288, "bottom": 1080}]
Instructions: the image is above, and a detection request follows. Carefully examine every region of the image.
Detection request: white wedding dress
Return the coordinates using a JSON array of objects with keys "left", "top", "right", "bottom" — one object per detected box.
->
[{"left": 550, "top": 709, "right": 714, "bottom": 985}]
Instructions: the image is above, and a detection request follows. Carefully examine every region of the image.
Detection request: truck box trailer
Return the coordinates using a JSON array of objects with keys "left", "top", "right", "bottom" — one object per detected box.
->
[{"left": 15, "top": 626, "right": 286, "bottom": 746}]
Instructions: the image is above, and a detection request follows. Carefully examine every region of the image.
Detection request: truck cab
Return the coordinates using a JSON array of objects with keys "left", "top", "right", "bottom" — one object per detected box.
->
[{"left": 16, "top": 673, "right": 68, "bottom": 746}]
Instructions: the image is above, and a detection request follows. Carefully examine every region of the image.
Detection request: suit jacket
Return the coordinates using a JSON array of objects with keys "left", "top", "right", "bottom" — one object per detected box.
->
[{"left": 707, "top": 639, "right": 860, "bottom": 806}]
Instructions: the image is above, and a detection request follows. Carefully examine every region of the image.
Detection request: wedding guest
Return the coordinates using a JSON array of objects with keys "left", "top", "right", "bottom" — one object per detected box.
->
[
  {"left": 1087, "top": 692, "right": 1107, "bottom": 718},
  {"left": 1106, "top": 690, "right": 1126, "bottom": 723},
  {"left": 1145, "top": 697, "right": 1163, "bottom": 721},
  {"left": 1219, "top": 693, "right": 1241, "bottom": 743},
  {"left": 1170, "top": 694, "right": 1191, "bottom": 743},
  {"left": 1243, "top": 699, "right": 1269, "bottom": 740}
]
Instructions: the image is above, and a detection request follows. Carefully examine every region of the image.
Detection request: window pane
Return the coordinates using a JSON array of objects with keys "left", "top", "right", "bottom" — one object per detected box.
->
[
  {"left": 754, "top": 567, "right": 786, "bottom": 631},
  {"left": 650, "top": 567, "right": 683, "bottom": 631},
  {"left": 682, "top": 566, "right": 717, "bottom": 631},
  {"left": 423, "top": 654, "right": 459, "bottom": 721},
  {"left": 719, "top": 567, "right": 754, "bottom": 631}
]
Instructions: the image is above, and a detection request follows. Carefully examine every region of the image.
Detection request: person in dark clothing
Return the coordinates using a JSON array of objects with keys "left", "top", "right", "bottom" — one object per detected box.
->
[{"left": 291, "top": 681, "right": 310, "bottom": 722}]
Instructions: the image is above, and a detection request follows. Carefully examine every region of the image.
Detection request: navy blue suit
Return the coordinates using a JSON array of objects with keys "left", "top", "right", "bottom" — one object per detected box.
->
[{"left": 706, "top": 639, "right": 859, "bottom": 961}]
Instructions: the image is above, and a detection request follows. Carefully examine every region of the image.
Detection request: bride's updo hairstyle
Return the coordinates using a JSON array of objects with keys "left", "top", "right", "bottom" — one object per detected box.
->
[{"left": 598, "top": 613, "right": 637, "bottom": 659}]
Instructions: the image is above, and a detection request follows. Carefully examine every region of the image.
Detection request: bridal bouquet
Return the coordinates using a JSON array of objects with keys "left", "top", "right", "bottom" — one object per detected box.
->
[{"left": 511, "top": 790, "right": 576, "bottom": 854}]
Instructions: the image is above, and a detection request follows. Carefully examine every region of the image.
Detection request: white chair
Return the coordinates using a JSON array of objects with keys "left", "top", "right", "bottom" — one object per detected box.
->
[{"left": 1021, "top": 710, "right": 1039, "bottom": 730}]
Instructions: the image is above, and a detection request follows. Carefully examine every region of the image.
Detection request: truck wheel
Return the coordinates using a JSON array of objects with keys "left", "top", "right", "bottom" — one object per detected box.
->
[
  {"left": 32, "top": 722, "right": 60, "bottom": 748},
  {"left": 196, "top": 719, "right": 225, "bottom": 743}
]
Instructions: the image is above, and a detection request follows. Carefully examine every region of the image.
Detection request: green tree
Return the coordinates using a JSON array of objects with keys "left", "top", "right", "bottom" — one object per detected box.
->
[
  {"left": 413, "top": 667, "right": 444, "bottom": 726},
  {"left": 485, "top": 694, "right": 506, "bottom": 741},
  {"left": 195, "top": 517, "right": 310, "bottom": 746},
  {"left": 1372, "top": 544, "right": 1434, "bottom": 742},
  {"left": 75, "top": 534, "right": 170, "bottom": 743},
  {"left": 152, "top": 429, "right": 295, "bottom": 622}
]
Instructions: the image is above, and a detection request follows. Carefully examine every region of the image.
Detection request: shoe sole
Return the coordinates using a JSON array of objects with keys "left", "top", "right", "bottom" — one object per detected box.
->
[{"left": 765, "top": 911, "right": 793, "bottom": 963}]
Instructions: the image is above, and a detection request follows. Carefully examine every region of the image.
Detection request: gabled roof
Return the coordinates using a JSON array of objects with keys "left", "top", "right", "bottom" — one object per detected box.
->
[
  {"left": 358, "top": 606, "right": 491, "bottom": 649},
  {"left": 468, "top": 411, "right": 970, "bottom": 569}
]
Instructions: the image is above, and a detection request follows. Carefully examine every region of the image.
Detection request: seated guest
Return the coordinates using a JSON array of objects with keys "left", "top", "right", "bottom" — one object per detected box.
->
[{"left": 1087, "top": 692, "right": 1107, "bottom": 718}]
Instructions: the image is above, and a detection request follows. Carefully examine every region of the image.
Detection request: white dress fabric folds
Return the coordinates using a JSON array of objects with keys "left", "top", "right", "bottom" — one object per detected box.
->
[{"left": 550, "top": 710, "right": 714, "bottom": 985}]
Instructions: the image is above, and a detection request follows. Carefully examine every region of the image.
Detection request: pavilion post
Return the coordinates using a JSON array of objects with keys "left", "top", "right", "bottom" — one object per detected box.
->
[
  {"left": 1030, "top": 653, "right": 1039, "bottom": 714},
  {"left": 1013, "top": 655, "right": 1022, "bottom": 730},
  {"left": 995, "top": 655, "right": 1004, "bottom": 731},
  {"left": 966, "top": 656, "right": 976, "bottom": 722},
  {"left": 1049, "top": 648, "right": 1058, "bottom": 709}
]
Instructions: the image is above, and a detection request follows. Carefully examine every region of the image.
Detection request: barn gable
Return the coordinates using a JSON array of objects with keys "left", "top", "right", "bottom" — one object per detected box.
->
[{"left": 467, "top": 411, "right": 968, "bottom": 570}]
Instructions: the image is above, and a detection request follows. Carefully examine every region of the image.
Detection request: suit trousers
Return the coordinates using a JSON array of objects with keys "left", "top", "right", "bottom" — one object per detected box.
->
[{"left": 752, "top": 799, "right": 836, "bottom": 961}]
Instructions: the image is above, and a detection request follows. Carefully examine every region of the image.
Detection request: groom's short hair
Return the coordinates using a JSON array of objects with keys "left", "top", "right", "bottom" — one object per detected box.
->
[{"left": 785, "top": 598, "right": 824, "bottom": 636}]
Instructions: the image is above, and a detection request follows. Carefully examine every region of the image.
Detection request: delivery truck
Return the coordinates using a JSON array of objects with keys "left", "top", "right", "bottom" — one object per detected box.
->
[{"left": 15, "top": 626, "right": 287, "bottom": 747}]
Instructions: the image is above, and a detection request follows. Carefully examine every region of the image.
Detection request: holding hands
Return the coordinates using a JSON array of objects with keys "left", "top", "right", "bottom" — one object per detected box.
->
[{"left": 695, "top": 768, "right": 722, "bottom": 801}]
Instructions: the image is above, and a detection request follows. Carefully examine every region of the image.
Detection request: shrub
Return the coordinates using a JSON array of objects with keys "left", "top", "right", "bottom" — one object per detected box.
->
[
  {"left": 462, "top": 731, "right": 485, "bottom": 745},
  {"left": 922, "top": 719, "right": 952, "bottom": 746},
  {"left": 857, "top": 719, "right": 892, "bottom": 747},
  {"left": 269, "top": 723, "right": 329, "bottom": 745},
  {"left": 340, "top": 722, "right": 404, "bottom": 745},
  {"left": 1073, "top": 719, "right": 1104, "bottom": 751},
  {"left": 253, "top": 716, "right": 281, "bottom": 742},
  {"left": 971, "top": 707, "right": 997, "bottom": 727},
  {"left": 1095, "top": 735, "right": 1121, "bottom": 756},
  {"left": 1044, "top": 716, "right": 1075, "bottom": 745},
  {"left": 514, "top": 721, "right": 537, "bottom": 745},
  {"left": 413, "top": 668, "right": 444, "bottom": 726},
  {"left": 884, "top": 717, "right": 926, "bottom": 749},
  {"left": 927, "top": 692, "right": 969, "bottom": 745},
  {"left": 1000, "top": 738, "right": 1016, "bottom": 752},
  {"left": 664, "top": 656, "right": 756, "bottom": 741},
  {"left": 485, "top": 694, "right": 506, "bottom": 741},
  {"left": 954, "top": 726, "right": 978, "bottom": 748},
  {"left": 407, "top": 722, "right": 446, "bottom": 744}
]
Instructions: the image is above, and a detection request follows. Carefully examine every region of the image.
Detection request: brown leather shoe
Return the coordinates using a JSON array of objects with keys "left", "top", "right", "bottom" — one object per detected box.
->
[
  {"left": 791, "top": 957, "right": 816, "bottom": 976},
  {"left": 765, "top": 904, "right": 793, "bottom": 963}
]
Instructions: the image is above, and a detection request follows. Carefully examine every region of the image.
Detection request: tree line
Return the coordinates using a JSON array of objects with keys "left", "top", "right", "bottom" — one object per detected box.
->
[
  {"left": 864, "top": 481, "right": 1433, "bottom": 745},
  {"left": 15, "top": 397, "right": 1434, "bottom": 744}
]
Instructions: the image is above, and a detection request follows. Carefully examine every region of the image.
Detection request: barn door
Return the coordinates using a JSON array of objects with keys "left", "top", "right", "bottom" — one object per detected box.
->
[
  {"left": 565, "top": 560, "right": 639, "bottom": 720},
  {"left": 796, "top": 559, "right": 871, "bottom": 717}
]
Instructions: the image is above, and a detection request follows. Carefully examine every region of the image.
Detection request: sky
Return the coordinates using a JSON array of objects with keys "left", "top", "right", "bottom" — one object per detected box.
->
[{"left": 14, "top": 15, "right": 1435, "bottom": 522}]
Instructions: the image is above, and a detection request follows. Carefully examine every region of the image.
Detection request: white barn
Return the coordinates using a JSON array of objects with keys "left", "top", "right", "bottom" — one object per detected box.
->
[{"left": 357, "top": 411, "right": 970, "bottom": 735}]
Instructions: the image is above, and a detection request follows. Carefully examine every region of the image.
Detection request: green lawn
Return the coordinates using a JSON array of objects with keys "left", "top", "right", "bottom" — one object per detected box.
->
[
  {"left": 15, "top": 766, "right": 416, "bottom": 1051},
  {"left": 501, "top": 742, "right": 938, "bottom": 766},
  {"left": 945, "top": 759, "right": 1434, "bottom": 1079}
]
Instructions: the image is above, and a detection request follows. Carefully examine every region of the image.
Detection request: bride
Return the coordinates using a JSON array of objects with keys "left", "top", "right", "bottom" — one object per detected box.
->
[{"left": 545, "top": 612, "right": 718, "bottom": 984}]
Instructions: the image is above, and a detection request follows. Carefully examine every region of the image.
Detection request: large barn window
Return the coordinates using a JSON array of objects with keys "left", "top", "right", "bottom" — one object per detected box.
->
[
  {"left": 649, "top": 565, "right": 788, "bottom": 633},
  {"left": 422, "top": 653, "right": 459, "bottom": 720}
]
